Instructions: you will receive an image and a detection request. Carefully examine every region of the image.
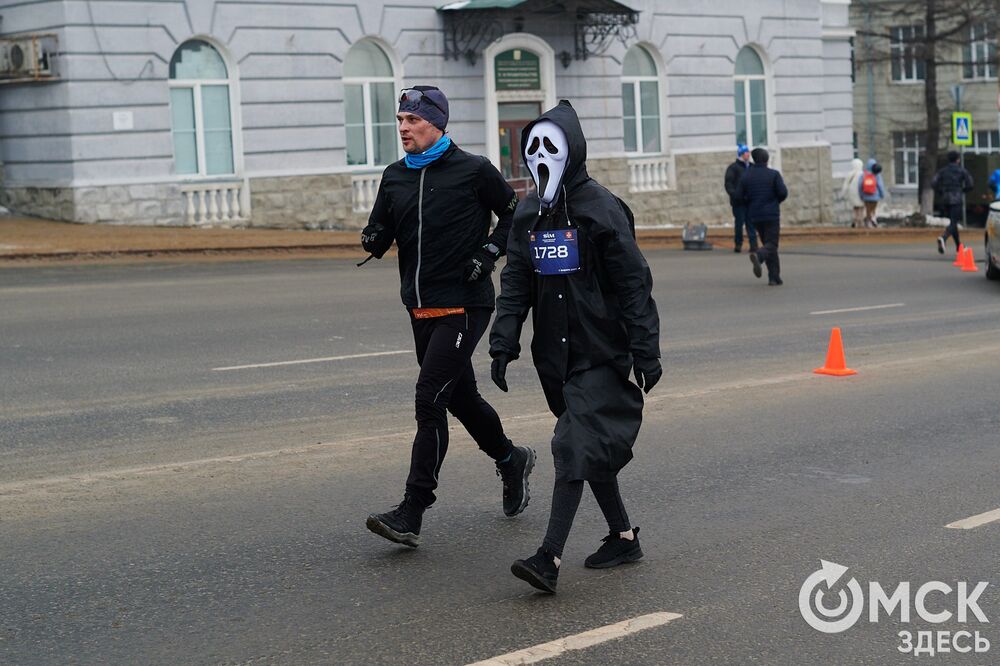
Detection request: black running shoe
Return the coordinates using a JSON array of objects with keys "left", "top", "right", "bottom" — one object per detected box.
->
[
  {"left": 768, "top": 277, "right": 783, "bottom": 286},
  {"left": 584, "top": 527, "right": 644, "bottom": 569},
  {"left": 937, "top": 237, "right": 945, "bottom": 254},
  {"left": 750, "top": 253, "right": 762, "bottom": 278},
  {"left": 511, "top": 548, "right": 559, "bottom": 593},
  {"left": 366, "top": 495, "right": 424, "bottom": 548},
  {"left": 496, "top": 446, "right": 536, "bottom": 517}
]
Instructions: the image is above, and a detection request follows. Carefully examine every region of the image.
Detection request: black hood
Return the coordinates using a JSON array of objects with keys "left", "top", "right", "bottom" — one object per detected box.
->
[{"left": 519, "top": 99, "right": 589, "bottom": 199}]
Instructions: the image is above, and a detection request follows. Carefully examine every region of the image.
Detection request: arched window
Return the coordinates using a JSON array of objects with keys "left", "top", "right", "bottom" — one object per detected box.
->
[
  {"left": 621, "top": 46, "right": 661, "bottom": 154},
  {"left": 168, "top": 40, "right": 237, "bottom": 176},
  {"left": 734, "top": 47, "right": 768, "bottom": 147},
  {"left": 344, "top": 40, "right": 398, "bottom": 167}
]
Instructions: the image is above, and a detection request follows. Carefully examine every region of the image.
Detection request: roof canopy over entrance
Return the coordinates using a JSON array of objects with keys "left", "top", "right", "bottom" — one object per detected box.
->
[{"left": 438, "top": 0, "right": 639, "bottom": 65}]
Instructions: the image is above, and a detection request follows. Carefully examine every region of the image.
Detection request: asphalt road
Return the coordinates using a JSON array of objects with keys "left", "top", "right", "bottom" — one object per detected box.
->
[{"left": 1, "top": 242, "right": 999, "bottom": 665}]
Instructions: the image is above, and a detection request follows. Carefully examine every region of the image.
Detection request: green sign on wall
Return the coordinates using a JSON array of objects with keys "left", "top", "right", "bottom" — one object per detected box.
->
[{"left": 495, "top": 49, "right": 540, "bottom": 91}]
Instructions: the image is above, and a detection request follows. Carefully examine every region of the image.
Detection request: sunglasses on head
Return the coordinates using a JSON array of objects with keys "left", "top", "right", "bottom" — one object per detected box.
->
[{"left": 399, "top": 88, "right": 445, "bottom": 115}]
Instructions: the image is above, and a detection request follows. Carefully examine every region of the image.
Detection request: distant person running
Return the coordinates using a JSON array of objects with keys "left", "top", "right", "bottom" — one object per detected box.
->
[
  {"left": 724, "top": 144, "right": 757, "bottom": 252},
  {"left": 490, "top": 101, "right": 661, "bottom": 594},
  {"left": 932, "top": 151, "right": 973, "bottom": 255},
  {"left": 737, "top": 148, "right": 788, "bottom": 286},
  {"left": 858, "top": 158, "right": 885, "bottom": 228},
  {"left": 360, "top": 85, "right": 535, "bottom": 549}
]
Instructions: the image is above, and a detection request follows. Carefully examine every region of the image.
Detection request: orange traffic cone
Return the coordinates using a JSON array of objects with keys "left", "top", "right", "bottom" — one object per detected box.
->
[
  {"left": 814, "top": 327, "right": 857, "bottom": 376},
  {"left": 961, "top": 246, "right": 979, "bottom": 272},
  {"left": 952, "top": 243, "right": 965, "bottom": 267}
]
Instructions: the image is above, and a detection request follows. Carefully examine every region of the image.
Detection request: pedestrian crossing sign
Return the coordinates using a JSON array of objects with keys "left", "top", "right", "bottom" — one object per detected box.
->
[{"left": 952, "top": 112, "right": 973, "bottom": 146}]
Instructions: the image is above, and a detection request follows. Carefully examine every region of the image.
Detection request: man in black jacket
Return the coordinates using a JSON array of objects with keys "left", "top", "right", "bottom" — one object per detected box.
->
[
  {"left": 724, "top": 144, "right": 757, "bottom": 253},
  {"left": 490, "top": 101, "right": 661, "bottom": 593},
  {"left": 361, "top": 86, "right": 535, "bottom": 549},
  {"left": 933, "top": 151, "right": 974, "bottom": 254},
  {"left": 737, "top": 148, "right": 789, "bottom": 285}
]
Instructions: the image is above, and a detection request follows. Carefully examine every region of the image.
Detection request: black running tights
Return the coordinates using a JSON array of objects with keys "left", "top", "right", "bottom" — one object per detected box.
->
[{"left": 541, "top": 478, "right": 631, "bottom": 558}]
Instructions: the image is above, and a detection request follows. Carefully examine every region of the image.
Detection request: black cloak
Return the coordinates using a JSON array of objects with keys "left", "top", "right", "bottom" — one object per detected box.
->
[{"left": 489, "top": 100, "right": 660, "bottom": 482}]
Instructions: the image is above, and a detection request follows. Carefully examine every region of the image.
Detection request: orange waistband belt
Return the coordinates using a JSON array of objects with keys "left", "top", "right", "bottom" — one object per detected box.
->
[{"left": 411, "top": 307, "right": 465, "bottom": 319}]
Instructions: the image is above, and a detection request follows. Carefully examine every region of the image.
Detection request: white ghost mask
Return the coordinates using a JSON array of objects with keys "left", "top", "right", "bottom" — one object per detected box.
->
[{"left": 524, "top": 120, "right": 569, "bottom": 207}]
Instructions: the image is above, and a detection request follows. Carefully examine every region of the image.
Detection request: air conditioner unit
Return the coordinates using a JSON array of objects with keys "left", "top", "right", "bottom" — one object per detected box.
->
[{"left": 1, "top": 34, "right": 58, "bottom": 82}]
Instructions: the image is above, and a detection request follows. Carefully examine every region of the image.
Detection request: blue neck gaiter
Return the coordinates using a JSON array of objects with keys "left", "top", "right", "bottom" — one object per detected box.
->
[{"left": 404, "top": 135, "right": 452, "bottom": 169}]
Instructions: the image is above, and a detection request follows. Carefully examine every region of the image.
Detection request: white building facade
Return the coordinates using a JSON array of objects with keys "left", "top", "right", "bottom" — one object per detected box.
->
[{"left": 0, "top": 0, "right": 855, "bottom": 228}]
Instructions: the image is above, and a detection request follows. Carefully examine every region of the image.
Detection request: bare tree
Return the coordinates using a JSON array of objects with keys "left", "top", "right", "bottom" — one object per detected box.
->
[{"left": 854, "top": 0, "right": 1000, "bottom": 213}]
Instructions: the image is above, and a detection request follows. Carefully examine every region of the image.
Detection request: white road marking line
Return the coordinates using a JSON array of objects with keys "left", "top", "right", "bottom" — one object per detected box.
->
[
  {"left": 810, "top": 303, "right": 905, "bottom": 316},
  {"left": 211, "top": 350, "right": 410, "bottom": 371},
  {"left": 466, "top": 612, "right": 683, "bottom": 666},
  {"left": 945, "top": 508, "right": 1000, "bottom": 530}
]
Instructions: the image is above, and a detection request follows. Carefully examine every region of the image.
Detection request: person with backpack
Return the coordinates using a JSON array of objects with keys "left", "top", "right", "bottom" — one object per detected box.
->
[
  {"left": 737, "top": 148, "right": 788, "bottom": 285},
  {"left": 932, "top": 151, "right": 974, "bottom": 254},
  {"left": 724, "top": 144, "right": 757, "bottom": 252},
  {"left": 858, "top": 158, "right": 885, "bottom": 228},
  {"left": 489, "top": 101, "right": 661, "bottom": 594}
]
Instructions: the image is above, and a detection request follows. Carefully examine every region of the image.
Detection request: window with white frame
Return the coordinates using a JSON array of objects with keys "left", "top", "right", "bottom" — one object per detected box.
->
[
  {"left": 890, "top": 25, "right": 926, "bottom": 82},
  {"left": 971, "top": 129, "right": 1000, "bottom": 154},
  {"left": 733, "top": 47, "right": 768, "bottom": 147},
  {"left": 893, "top": 131, "right": 923, "bottom": 186},
  {"left": 344, "top": 41, "right": 398, "bottom": 167},
  {"left": 964, "top": 23, "right": 997, "bottom": 80},
  {"left": 168, "top": 40, "right": 237, "bottom": 176},
  {"left": 621, "top": 46, "right": 661, "bottom": 154}
]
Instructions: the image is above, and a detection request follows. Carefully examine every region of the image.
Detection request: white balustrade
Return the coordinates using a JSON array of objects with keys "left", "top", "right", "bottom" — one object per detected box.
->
[
  {"left": 628, "top": 155, "right": 673, "bottom": 193},
  {"left": 352, "top": 171, "right": 382, "bottom": 213},
  {"left": 180, "top": 180, "right": 250, "bottom": 226}
]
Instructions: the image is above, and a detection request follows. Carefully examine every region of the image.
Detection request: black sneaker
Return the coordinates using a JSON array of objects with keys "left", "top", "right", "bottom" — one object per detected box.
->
[
  {"left": 937, "top": 237, "right": 945, "bottom": 254},
  {"left": 750, "top": 253, "right": 762, "bottom": 278},
  {"left": 511, "top": 548, "right": 559, "bottom": 593},
  {"left": 768, "top": 277, "right": 783, "bottom": 286},
  {"left": 584, "top": 527, "right": 644, "bottom": 569},
  {"left": 366, "top": 495, "right": 424, "bottom": 548},
  {"left": 733, "top": 245, "right": 742, "bottom": 253},
  {"left": 496, "top": 446, "right": 536, "bottom": 517}
]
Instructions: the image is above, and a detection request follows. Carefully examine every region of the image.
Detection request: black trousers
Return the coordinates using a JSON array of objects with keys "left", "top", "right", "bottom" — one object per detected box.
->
[
  {"left": 405, "top": 308, "right": 511, "bottom": 507},
  {"left": 541, "top": 478, "right": 632, "bottom": 558},
  {"left": 754, "top": 219, "right": 781, "bottom": 280},
  {"left": 942, "top": 203, "right": 962, "bottom": 247}
]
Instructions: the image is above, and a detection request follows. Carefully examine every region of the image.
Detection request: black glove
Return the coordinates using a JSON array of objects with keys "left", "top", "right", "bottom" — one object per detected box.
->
[
  {"left": 463, "top": 245, "right": 498, "bottom": 283},
  {"left": 491, "top": 355, "right": 510, "bottom": 392},
  {"left": 360, "top": 223, "right": 385, "bottom": 254},
  {"left": 633, "top": 356, "right": 662, "bottom": 394}
]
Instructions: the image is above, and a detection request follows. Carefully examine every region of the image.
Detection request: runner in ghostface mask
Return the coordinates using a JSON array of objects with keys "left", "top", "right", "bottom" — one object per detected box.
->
[{"left": 489, "top": 100, "right": 661, "bottom": 593}]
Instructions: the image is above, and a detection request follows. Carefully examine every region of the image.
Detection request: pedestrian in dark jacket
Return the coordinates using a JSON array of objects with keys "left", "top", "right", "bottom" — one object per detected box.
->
[
  {"left": 361, "top": 85, "right": 535, "bottom": 549},
  {"left": 933, "top": 151, "right": 974, "bottom": 254},
  {"left": 724, "top": 144, "right": 757, "bottom": 252},
  {"left": 489, "top": 100, "right": 661, "bottom": 593},
  {"left": 737, "top": 148, "right": 789, "bottom": 285}
]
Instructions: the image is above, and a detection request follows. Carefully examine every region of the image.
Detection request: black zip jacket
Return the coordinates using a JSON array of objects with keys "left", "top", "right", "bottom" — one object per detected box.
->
[
  {"left": 489, "top": 101, "right": 660, "bottom": 384},
  {"left": 932, "top": 163, "right": 974, "bottom": 206},
  {"left": 365, "top": 142, "right": 518, "bottom": 309},
  {"left": 736, "top": 164, "right": 788, "bottom": 223},
  {"left": 724, "top": 159, "right": 750, "bottom": 206}
]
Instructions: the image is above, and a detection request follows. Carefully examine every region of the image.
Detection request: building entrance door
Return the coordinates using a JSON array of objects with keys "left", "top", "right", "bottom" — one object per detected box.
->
[{"left": 498, "top": 102, "right": 541, "bottom": 200}]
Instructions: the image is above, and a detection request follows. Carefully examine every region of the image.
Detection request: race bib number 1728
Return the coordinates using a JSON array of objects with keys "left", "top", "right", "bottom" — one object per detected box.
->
[{"left": 529, "top": 229, "right": 581, "bottom": 275}]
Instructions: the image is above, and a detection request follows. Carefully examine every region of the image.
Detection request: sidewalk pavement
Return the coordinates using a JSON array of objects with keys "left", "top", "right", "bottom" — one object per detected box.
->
[{"left": 0, "top": 215, "right": 941, "bottom": 264}]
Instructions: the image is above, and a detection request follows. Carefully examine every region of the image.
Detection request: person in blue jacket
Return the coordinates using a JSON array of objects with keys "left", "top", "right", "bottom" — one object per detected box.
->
[
  {"left": 737, "top": 148, "right": 788, "bottom": 285},
  {"left": 858, "top": 158, "right": 885, "bottom": 228},
  {"left": 988, "top": 168, "right": 1000, "bottom": 201}
]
